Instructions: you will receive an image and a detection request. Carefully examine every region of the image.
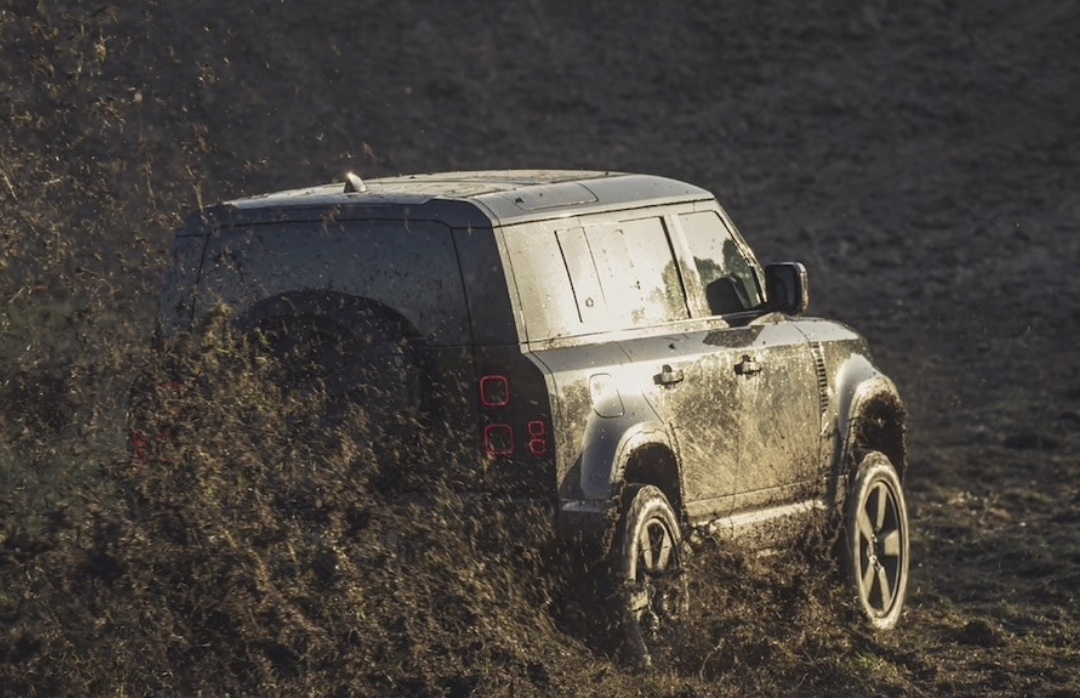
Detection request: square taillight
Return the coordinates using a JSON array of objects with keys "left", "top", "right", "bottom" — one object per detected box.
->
[{"left": 480, "top": 375, "right": 510, "bottom": 408}]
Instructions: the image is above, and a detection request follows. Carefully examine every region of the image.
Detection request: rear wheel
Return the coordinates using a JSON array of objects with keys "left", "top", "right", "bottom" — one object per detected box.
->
[
  {"left": 614, "top": 484, "right": 687, "bottom": 667},
  {"left": 843, "top": 451, "right": 910, "bottom": 629}
]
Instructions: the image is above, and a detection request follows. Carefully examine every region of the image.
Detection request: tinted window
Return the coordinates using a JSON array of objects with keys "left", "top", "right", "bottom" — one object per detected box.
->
[
  {"left": 195, "top": 219, "right": 469, "bottom": 345},
  {"left": 679, "top": 211, "right": 762, "bottom": 315},
  {"left": 586, "top": 217, "right": 688, "bottom": 327},
  {"left": 454, "top": 227, "right": 517, "bottom": 345}
]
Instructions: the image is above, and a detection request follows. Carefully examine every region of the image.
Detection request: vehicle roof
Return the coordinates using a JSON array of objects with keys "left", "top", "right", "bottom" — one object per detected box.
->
[{"left": 222, "top": 170, "right": 714, "bottom": 227}]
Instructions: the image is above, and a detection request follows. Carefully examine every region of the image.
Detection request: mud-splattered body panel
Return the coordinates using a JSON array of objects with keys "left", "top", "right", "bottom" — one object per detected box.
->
[{"left": 154, "top": 171, "right": 905, "bottom": 557}]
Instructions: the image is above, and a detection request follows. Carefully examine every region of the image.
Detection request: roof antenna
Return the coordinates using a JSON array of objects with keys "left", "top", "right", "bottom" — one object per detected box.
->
[{"left": 344, "top": 172, "right": 367, "bottom": 193}]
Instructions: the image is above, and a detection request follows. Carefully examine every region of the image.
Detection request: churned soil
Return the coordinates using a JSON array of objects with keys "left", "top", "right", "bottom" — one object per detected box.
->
[{"left": 2, "top": 1, "right": 1078, "bottom": 695}]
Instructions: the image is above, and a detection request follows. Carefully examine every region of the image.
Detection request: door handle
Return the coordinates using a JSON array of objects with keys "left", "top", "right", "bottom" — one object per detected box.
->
[
  {"left": 655, "top": 364, "right": 685, "bottom": 386},
  {"left": 735, "top": 355, "right": 763, "bottom": 376}
]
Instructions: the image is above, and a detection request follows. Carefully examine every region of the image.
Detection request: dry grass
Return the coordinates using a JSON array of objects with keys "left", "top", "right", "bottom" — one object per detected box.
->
[{"left": 2, "top": 1, "right": 1079, "bottom": 695}]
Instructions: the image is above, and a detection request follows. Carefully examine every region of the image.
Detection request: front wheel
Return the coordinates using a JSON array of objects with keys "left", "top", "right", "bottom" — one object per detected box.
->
[
  {"left": 614, "top": 484, "right": 687, "bottom": 667},
  {"left": 843, "top": 451, "right": 910, "bottom": 629}
]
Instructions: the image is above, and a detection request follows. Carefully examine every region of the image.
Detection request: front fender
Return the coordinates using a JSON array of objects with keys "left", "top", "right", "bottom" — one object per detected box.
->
[{"left": 832, "top": 355, "right": 907, "bottom": 484}]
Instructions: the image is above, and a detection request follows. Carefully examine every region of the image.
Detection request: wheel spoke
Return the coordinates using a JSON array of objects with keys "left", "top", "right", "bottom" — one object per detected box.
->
[
  {"left": 629, "top": 588, "right": 651, "bottom": 615},
  {"left": 653, "top": 530, "right": 674, "bottom": 571},
  {"left": 877, "top": 566, "right": 893, "bottom": 610},
  {"left": 881, "top": 529, "right": 902, "bottom": 558},
  {"left": 861, "top": 560, "right": 876, "bottom": 595},
  {"left": 858, "top": 507, "right": 876, "bottom": 542},
  {"left": 872, "top": 483, "right": 888, "bottom": 530}
]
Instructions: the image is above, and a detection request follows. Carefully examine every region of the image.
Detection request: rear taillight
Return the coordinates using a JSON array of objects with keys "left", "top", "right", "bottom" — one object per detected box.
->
[
  {"left": 131, "top": 430, "right": 151, "bottom": 460},
  {"left": 131, "top": 430, "right": 175, "bottom": 463},
  {"left": 479, "top": 375, "right": 510, "bottom": 407},
  {"left": 527, "top": 420, "right": 547, "bottom": 457},
  {"left": 484, "top": 423, "right": 514, "bottom": 458},
  {"left": 479, "top": 373, "right": 548, "bottom": 460}
]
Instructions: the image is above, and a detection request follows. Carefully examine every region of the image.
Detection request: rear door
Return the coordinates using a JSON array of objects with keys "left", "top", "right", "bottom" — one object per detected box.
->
[
  {"left": 589, "top": 213, "right": 742, "bottom": 520},
  {"left": 575, "top": 217, "right": 741, "bottom": 514}
]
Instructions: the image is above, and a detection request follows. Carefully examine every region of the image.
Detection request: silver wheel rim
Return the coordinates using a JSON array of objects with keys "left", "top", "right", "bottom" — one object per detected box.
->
[
  {"left": 854, "top": 480, "right": 905, "bottom": 616},
  {"left": 629, "top": 513, "right": 682, "bottom": 636}
]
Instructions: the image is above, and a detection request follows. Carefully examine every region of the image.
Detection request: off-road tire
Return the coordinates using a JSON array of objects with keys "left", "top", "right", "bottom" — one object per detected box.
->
[
  {"left": 614, "top": 484, "right": 687, "bottom": 667},
  {"left": 843, "top": 450, "right": 910, "bottom": 630}
]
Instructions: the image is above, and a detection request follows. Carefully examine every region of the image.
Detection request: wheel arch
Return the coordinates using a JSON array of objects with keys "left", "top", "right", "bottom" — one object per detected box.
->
[
  {"left": 836, "top": 366, "right": 908, "bottom": 484},
  {"left": 848, "top": 390, "right": 907, "bottom": 477},
  {"left": 233, "top": 289, "right": 427, "bottom": 414},
  {"left": 612, "top": 426, "right": 685, "bottom": 522}
]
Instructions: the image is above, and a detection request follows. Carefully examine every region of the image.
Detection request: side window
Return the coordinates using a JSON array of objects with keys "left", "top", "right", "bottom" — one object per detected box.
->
[
  {"left": 678, "top": 211, "right": 763, "bottom": 315},
  {"left": 585, "top": 217, "right": 688, "bottom": 328},
  {"left": 555, "top": 227, "right": 608, "bottom": 327},
  {"left": 501, "top": 224, "right": 580, "bottom": 341},
  {"left": 502, "top": 217, "right": 688, "bottom": 341}
]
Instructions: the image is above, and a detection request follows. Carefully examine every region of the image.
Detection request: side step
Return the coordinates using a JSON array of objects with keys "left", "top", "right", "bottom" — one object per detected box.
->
[{"left": 696, "top": 498, "right": 827, "bottom": 548}]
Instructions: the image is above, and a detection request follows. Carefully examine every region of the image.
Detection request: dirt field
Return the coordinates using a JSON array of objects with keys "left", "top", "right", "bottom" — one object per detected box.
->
[{"left": 2, "top": 1, "right": 1079, "bottom": 695}]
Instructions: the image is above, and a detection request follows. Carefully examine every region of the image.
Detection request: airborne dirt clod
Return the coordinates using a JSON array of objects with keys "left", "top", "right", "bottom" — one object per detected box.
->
[{"left": 2, "top": 1, "right": 1079, "bottom": 696}]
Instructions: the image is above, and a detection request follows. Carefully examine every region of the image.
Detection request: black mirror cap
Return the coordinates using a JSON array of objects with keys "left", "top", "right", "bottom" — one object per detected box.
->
[{"left": 764, "top": 262, "right": 810, "bottom": 315}]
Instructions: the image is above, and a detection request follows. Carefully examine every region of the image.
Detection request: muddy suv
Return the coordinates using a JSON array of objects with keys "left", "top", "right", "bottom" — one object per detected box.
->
[{"left": 151, "top": 170, "right": 910, "bottom": 663}]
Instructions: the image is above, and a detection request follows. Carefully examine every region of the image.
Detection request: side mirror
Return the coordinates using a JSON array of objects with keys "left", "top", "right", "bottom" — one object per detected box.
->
[{"left": 764, "top": 262, "right": 810, "bottom": 315}]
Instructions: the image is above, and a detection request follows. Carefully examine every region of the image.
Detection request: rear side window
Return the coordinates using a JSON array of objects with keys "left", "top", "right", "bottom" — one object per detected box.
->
[
  {"left": 195, "top": 219, "right": 470, "bottom": 345},
  {"left": 585, "top": 218, "right": 687, "bottom": 328},
  {"left": 501, "top": 223, "right": 581, "bottom": 341},
  {"left": 678, "top": 211, "right": 763, "bottom": 315},
  {"left": 555, "top": 227, "right": 606, "bottom": 327},
  {"left": 502, "top": 216, "right": 688, "bottom": 342}
]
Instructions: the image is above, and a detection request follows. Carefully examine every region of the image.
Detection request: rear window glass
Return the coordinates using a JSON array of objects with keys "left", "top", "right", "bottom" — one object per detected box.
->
[{"left": 195, "top": 219, "right": 469, "bottom": 345}]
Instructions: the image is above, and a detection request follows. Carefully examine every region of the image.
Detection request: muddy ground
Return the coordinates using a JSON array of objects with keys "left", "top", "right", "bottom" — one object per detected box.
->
[{"left": 1, "top": 1, "right": 1079, "bottom": 695}]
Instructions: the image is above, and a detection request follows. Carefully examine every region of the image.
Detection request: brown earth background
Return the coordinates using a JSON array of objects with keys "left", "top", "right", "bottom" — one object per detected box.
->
[{"left": 2, "top": 1, "right": 1079, "bottom": 695}]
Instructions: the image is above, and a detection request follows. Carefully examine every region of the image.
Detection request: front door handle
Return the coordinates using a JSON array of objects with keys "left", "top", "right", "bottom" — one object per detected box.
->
[
  {"left": 735, "top": 355, "right": 763, "bottom": 376},
  {"left": 655, "top": 364, "right": 685, "bottom": 386}
]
